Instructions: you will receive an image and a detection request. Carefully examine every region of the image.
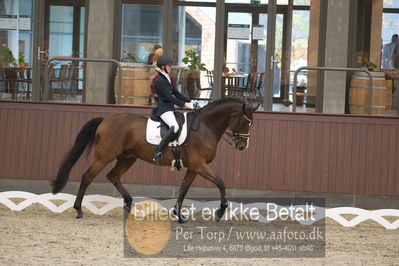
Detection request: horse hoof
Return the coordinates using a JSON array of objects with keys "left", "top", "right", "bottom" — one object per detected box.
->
[
  {"left": 215, "top": 208, "right": 225, "bottom": 222},
  {"left": 172, "top": 208, "right": 188, "bottom": 223},
  {"left": 123, "top": 200, "right": 133, "bottom": 214},
  {"left": 178, "top": 217, "right": 188, "bottom": 224},
  {"left": 76, "top": 213, "right": 84, "bottom": 219},
  {"left": 124, "top": 206, "right": 131, "bottom": 214}
]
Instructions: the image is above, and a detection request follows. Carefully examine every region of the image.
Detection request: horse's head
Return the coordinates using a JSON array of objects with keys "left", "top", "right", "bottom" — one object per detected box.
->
[{"left": 227, "top": 103, "right": 259, "bottom": 151}]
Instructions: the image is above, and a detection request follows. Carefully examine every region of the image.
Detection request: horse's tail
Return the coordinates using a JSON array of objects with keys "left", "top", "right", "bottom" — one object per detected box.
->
[{"left": 52, "top": 117, "right": 103, "bottom": 194}]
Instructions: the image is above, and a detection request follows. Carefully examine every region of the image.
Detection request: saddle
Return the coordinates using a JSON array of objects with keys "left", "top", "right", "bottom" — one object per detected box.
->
[
  {"left": 150, "top": 108, "right": 186, "bottom": 140},
  {"left": 148, "top": 109, "right": 187, "bottom": 171}
]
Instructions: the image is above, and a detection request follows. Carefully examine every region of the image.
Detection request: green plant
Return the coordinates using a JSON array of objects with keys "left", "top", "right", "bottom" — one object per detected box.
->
[
  {"left": 181, "top": 49, "right": 206, "bottom": 71},
  {"left": 362, "top": 58, "right": 377, "bottom": 69},
  {"left": 2, "top": 47, "right": 16, "bottom": 65},
  {"left": 18, "top": 53, "right": 25, "bottom": 65},
  {"left": 127, "top": 53, "right": 136, "bottom": 63}
]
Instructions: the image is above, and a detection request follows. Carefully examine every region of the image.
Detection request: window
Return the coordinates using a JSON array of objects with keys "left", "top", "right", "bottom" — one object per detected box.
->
[
  {"left": 384, "top": 0, "right": 399, "bottom": 8},
  {"left": 49, "top": 6, "right": 74, "bottom": 57},
  {"left": 178, "top": 0, "right": 216, "bottom": 2},
  {"left": 172, "top": 5, "right": 216, "bottom": 89},
  {"left": 294, "top": 0, "right": 310, "bottom": 6},
  {"left": 291, "top": 10, "right": 309, "bottom": 71},
  {"left": 121, "top": 3, "right": 163, "bottom": 63},
  {"left": 224, "top": 0, "right": 289, "bottom": 4},
  {"left": 172, "top": 6, "right": 215, "bottom": 66},
  {"left": 382, "top": 0, "right": 399, "bottom": 68},
  {"left": 0, "top": 0, "right": 33, "bottom": 66}
]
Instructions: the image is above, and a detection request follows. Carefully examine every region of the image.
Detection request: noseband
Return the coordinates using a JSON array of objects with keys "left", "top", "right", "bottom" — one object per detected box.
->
[{"left": 226, "top": 112, "right": 252, "bottom": 145}]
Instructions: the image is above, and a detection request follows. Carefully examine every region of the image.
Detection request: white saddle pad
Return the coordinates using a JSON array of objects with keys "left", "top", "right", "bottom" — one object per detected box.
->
[{"left": 146, "top": 112, "right": 188, "bottom": 146}]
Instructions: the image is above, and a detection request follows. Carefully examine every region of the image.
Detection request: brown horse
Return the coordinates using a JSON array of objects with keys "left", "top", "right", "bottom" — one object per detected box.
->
[{"left": 52, "top": 98, "right": 258, "bottom": 223}]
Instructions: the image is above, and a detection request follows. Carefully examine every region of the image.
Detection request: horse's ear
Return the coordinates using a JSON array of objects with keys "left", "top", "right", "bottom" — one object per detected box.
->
[
  {"left": 251, "top": 104, "right": 260, "bottom": 112},
  {"left": 245, "top": 103, "right": 260, "bottom": 113}
]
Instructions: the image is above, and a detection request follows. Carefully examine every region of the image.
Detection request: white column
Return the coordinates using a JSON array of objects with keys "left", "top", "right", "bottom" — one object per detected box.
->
[{"left": 178, "top": 7, "right": 186, "bottom": 64}]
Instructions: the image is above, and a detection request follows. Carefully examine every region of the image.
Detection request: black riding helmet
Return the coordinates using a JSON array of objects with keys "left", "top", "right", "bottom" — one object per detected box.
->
[{"left": 157, "top": 55, "right": 173, "bottom": 69}]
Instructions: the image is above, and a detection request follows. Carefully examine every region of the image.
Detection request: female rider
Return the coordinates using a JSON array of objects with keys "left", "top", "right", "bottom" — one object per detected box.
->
[{"left": 152, "top": 55, "right": 196, "bottom": 164}]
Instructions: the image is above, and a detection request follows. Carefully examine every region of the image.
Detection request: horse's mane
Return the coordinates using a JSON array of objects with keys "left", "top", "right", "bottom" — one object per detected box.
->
[{"left": 201, "top": 98, "right": 245, "bottom": 110}]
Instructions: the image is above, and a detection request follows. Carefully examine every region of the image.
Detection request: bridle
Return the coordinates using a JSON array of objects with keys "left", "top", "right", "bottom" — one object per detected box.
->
[
  {"left": 192, "top": 106, "right": 252, "bottom": 147},
  {"left": 225, "top": 112, "right": 252, "bottom": 145}
]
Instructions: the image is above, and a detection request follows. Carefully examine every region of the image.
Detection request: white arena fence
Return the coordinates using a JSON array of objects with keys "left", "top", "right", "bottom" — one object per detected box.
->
[{"left": 0, "top": 191, "right": 398, "bottom": 230}]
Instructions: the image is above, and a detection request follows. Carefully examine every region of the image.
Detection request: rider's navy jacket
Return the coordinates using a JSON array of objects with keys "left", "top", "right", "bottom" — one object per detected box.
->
[{"left": 154, "top": 71, "right": 190, "bottom": 117}]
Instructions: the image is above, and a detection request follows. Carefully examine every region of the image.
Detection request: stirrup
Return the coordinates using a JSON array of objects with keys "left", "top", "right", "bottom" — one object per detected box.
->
[{"left": 152, "top": 151, "right": 163, "bottom": 164}]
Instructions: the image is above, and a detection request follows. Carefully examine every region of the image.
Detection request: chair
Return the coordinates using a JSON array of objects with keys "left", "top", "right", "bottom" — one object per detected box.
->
[
  {"left": 206, "top": 70, "right": 214, "bottom": 88},
  {"left": 3, "top": 68, "right": 19, "bottom": 99},
  {"left": 0, "top": 69, "right": 5, "bottom": 98},
  {"left": 226, "top": 72, "right": 256, "bottom": 99},
  {"left": 247, "top": 72, "right": 264, "bottom": 104},
  {"left": 25, "top": 68, "right": 32, "bottom": 100},
  {"left": 66, "top": 63, "right": 79, "bottom": 99},
  {"left": 16, "top": 68, "right": 32, "bottom": 100},
  {"left": 193, "top": 70, "right": 213, "bottom": 103},
  {"left": 53, "top": 64, "right": 69, "bottom": 99},
  {"left": 72, "top": 63, "right": 85, "bottom": 100},
  {"left": 223, "top": 76, "right": 236, "bottom": 97},
  {"left": 41, "top": 63, "right": 56, "bottom": 99}
]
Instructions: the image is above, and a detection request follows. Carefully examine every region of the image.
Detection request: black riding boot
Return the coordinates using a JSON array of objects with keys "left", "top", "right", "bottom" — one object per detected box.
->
[{"left": 152, "top": 126, "right": 176, "bottom": 164}]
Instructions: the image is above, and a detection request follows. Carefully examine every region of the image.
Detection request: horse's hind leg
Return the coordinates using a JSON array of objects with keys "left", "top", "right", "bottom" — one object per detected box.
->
[
  {"left": 106, "top": 156, "right": 137, "bottom": 213},
  {"left": 197, "top": 164, "right": 228, "bottom": 221},
  {"left": 174, "top": 170, "right": 197, "bottom": 223},
  {"left": 74, "top": 160, "right": 107, "bottom": 218}
]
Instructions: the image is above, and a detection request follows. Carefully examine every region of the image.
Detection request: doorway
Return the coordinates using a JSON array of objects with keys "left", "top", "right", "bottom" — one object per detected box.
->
[
  {"left": 224, "top": 5, "right": 287, "bottom": 102},
  {"left": 44, "top": 1, "right": 86, "bottom": 58},
  {"left": 36, "top": 0, "right": 86, "bottom": 101}
]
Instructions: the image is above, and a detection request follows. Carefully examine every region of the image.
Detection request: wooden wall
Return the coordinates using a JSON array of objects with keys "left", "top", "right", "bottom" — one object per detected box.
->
[{"left": 1, "top": 101, "right": 399, "bottom": 196}]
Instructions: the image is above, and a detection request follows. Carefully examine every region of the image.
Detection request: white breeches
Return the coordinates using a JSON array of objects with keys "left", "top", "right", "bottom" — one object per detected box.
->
[{"left": 160, "top": 111, "right": 179, "bottom": 133}]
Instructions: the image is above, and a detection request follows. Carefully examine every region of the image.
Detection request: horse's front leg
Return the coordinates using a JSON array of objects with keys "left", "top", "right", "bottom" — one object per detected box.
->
[
  {"left": 174, "top": 170, "right": 197, "bottom": 223},
  {"left": 197, "top": 164, "right": 228, "bottom": 221}
]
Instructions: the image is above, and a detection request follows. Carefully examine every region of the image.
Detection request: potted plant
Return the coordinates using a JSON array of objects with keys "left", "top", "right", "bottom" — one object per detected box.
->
[
  {"left": 127, "top": 53, "right": 136, "bottom": 63},
  {"left": 362, "top": 58, "right": 377, "bottom": 71},
  {"left": 181, "top": 49, "right": 206, "bottom": 97},
  {"left": 2, "top": 47, "right": 16, "bottom": 66},
  {"left": 18, "top": 53, "right": 26, "bottom": 67},
  {"left": 122, "top": 49, "right": 137, "bottom": 63}
]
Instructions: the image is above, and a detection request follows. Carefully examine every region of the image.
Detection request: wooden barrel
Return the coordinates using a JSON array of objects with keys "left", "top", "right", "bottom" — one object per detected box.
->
[
  {"left": 114, "top": 63, "right": 150, "bottom": 105},
  {"left": 386, "top": 79, "right": 393, "bottom": 111},
  {"left": 349, "top": 71, "right": 386, "bottom": 115}
]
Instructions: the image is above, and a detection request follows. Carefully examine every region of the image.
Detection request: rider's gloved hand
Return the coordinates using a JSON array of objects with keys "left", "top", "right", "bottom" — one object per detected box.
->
[
  {"left": 190, "top": 100, "right": 200, "bottom": 108},
  {"left": 184, "top": 102, "right": 195, "bottom": 109},
  {"left": 193, "top": 100, "right": 206, "bottom": 108}
]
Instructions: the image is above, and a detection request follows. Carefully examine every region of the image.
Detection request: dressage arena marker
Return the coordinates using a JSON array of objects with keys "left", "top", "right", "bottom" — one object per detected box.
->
[{"left": 1, "top": 191, "right": 398, "bottom": 230}]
